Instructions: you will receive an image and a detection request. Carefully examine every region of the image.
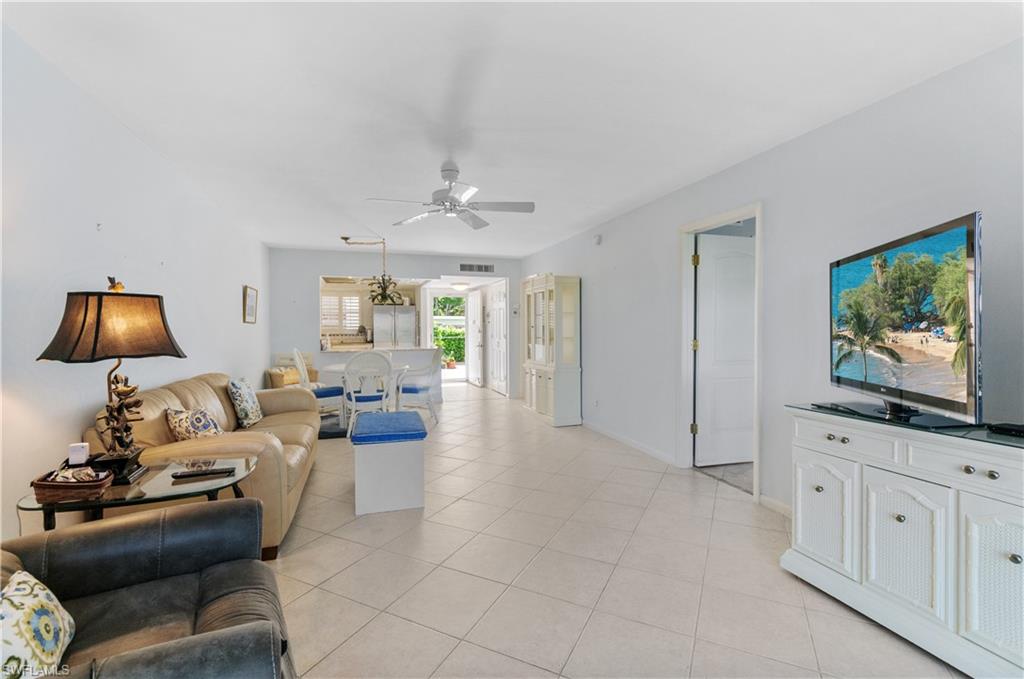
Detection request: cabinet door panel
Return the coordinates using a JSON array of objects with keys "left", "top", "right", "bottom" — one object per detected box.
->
[
  {"left": 864, "top": 467, "right": 954, "bottom": 625},
  {"left": 959, "top": 492, "right": 1024, "bottom": 666},
  {"left": 793, "top": 446, "right": 859, "bottom": 580}
]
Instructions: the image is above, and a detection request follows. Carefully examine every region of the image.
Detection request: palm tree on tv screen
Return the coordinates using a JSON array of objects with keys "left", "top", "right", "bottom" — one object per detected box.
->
[
  {"left": 833, "top": 299, "right": 903, "bottom": 382},
  {"left": 933, "top": 248, "right": 969, "bottom": 377}
]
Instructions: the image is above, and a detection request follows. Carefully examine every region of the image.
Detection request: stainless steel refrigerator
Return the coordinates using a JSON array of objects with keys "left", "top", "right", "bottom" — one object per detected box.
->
[{"left": 372, "top": 305, "right": 417, "bottom": 349}]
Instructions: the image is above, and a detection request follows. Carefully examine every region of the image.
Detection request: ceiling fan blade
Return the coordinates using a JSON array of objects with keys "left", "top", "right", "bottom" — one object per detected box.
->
[
  {"left": 367, "top": 198, "right": 429, "bottom": 205},
  {"left": 457, "top": 210, "right": 489, "bottom": 230},
  {"left": 394, "top": 209, "right": 443, "bottom": 226},
  {"left": 450, "top": 182, "right": 479, "bottom": 204},
  {"left": 467, "top": 201, "right": 535, "bottom": 213}
]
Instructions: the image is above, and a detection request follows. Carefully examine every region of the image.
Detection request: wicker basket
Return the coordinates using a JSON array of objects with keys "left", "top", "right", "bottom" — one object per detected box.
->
[{"left": 31, "top": 469, "right": 113, "bottom": 503}]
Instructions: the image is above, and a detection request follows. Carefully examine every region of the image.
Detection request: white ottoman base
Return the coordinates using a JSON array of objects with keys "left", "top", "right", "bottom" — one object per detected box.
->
[{"left": 354, "top": 439, "right": 425, "bottom": 515}]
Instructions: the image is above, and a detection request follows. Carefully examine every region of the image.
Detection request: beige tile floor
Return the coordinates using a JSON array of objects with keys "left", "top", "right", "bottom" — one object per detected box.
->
[
  {"left": 278, "top": 383, "right": 958, "bottom": 678},
  {"left": 695, "top": 463, "right": 754, "bottom": 495}
]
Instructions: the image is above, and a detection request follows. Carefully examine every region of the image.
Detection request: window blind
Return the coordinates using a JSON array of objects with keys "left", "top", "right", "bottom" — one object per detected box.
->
[{"left": 341, "top": 296, "right": 360, "bottom": 331}]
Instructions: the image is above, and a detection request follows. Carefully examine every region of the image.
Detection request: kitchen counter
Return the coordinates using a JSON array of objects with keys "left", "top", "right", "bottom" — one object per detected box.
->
[{"left": 323, "top": 343, "right": 374, "bottom": 352}]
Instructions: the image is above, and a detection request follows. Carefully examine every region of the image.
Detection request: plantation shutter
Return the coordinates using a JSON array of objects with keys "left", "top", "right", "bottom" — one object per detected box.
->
[
  {"left": 320, "top": 295, "right": 340, "bottom": 328},
  {"left": 341, "top": 296, "right": 360, "bottom": 332}
]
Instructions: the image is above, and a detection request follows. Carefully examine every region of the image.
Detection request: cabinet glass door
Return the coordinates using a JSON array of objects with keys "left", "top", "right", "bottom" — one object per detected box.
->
[
  {"left": 559, "top": 279, "right": 577, "bottom": 366},
  {"left": 533, "top": 290, "right": 546, "bottom": 363},
  {"left": 524, "top": 290, "right": 533, "bottom": 361}
]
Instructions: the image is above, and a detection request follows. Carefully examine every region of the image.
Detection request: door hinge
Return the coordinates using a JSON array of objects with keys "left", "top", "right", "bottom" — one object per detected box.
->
[
  {"left": 690, "top": 423, "right": 699, "bottom": 435},
  {"left": 691, "top": 339, "right": 699, "bottom": 351},
  {"left": 691, "top": 253, "right": 700, "bottom": 266}
]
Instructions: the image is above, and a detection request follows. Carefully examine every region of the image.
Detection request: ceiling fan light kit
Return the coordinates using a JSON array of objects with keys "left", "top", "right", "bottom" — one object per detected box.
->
[{"left": 368, "top": 162, "right": 535, "bottom": 230}]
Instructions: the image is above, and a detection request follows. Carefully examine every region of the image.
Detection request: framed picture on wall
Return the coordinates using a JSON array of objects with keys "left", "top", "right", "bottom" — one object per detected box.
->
[{"left": 243, "top": 285, "right": 258, "bottom": 324}]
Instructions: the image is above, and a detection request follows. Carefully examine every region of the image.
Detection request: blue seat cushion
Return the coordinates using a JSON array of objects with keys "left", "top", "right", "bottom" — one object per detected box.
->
[
  {"left": 313, "top": 386, "right": 344, "bottom": 399},
  {"left": 345, "top": 390, "right": 385, "bottom": 403},
  {"left": 351, "top": 411, "right": 428, "bottom": 444},
  {"left": 400, "top": 384, "right": 431, "bottom": 394}
]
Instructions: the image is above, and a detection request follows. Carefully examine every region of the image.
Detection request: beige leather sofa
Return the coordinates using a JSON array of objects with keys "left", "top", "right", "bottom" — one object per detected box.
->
[{"left": 83, "top": 372, "right": 318, "bottom": 559}]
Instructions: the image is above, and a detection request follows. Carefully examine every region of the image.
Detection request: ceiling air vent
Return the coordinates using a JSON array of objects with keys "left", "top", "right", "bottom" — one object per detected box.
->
[{"left": 459, "top": 263, "right": 495, "bottom": 273}]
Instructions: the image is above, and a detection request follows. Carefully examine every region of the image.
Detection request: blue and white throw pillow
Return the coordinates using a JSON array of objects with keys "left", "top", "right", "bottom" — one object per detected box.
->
[
  {"left": 166, "top": 408, "right": 224, "bottom": 441},
  {"left": 1, "top": 570, "right": 76, "bottom": 678},
  {"left": 227, "top": 378, "right": 263, "bottom": 429}
]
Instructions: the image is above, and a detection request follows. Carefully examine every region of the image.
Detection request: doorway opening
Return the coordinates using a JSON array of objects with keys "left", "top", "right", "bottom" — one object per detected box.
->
[
  {"left": 423, "top": 276, "right": 509, "bottom": 396},
  {"left": 680, "top": 206, "right": 761, "bottom": 497},
  {"left": 432, "top": 293, "right": 467, "bottom": 382}
]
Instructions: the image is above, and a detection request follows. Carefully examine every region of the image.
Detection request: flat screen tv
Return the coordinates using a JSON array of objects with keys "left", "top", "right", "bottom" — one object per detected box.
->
[{"left": 829, "top": 213, "right": 981, "bottom": 425}]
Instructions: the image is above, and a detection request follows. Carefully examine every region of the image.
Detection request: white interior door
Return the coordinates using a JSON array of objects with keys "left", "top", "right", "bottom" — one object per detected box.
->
[
  {"left": 466, "top": 290, "right": 484, "bottom": 386},
  {"left": 694, "top": 233, "right": 755, "bottom": 466},
  {"left": 486, "top": 280, "right": 509, "bottom": 395}
]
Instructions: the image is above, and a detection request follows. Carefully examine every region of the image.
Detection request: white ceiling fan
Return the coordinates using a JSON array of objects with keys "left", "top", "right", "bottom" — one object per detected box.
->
[{"left": 367, "top": 161, "right": 535, "bottom": 230}]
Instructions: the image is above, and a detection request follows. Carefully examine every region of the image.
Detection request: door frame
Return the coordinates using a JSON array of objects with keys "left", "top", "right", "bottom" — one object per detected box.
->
[
  {"left": 466, "top": 289, "right": 485, "bottom": 387},
  {"left": 677, "top": 202, "right": 763, "bottom": 500},
  {"left": 484, "top": 279, "right": 510, "bottom": 396}
]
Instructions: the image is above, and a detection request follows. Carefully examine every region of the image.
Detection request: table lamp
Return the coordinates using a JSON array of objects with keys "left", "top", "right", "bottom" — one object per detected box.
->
[{"left": 37, "top": 278, "right": 186, "bottom": 483}]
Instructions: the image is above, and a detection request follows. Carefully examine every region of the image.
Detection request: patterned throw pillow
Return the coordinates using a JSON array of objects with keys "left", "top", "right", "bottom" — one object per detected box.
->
[
  {"left": 166, "top": 408, "right": 224, "bottom": 441},
  {"left": 227, "top": 378, "right": 263, "bottom": 428},
  {"left": 1, "top": 570, "right": 76, "bottom": 678}
]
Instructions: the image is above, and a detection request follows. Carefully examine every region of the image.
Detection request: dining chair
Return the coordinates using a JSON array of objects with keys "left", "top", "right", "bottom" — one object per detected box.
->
[
  {"left": 395, "top": 347, "right": 441, "bottom": 424},
  {"left": 292, "top": 348, "right": 344, "bottom": 419},
  {"left": 341, "top": 351, "right": 393, "bottom": 434}
]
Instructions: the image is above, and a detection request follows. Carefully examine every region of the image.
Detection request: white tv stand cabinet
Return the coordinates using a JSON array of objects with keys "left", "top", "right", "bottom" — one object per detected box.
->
[{"left": 781, "top": 405, "right": 1023, "bottom": 678}]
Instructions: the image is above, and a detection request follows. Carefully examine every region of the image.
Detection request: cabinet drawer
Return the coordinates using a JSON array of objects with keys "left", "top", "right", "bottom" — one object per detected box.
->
[
  {"left": 908, "top": 443, "right": 1023, "bottom": 502},
  {"left": 864, "top": 467, "right": 954, "bottom": 625},
  {"left": 793, "top": 446, "right": 860, "bottom": 580},
  {"left": 959, "top": 493, "right": 1024, "bottom": 666},
  {"left": 794, "top": 418, "right": 898, "bottom": 463}
]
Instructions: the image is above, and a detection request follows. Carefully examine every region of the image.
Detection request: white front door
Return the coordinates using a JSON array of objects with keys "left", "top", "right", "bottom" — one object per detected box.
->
[
  {"left": 486, "top": 280, "right": 509, "bottom": 395},
  {"left": 694, "top": 233, "right": 755, "bottom": 466},
  {"left": 466, "top": 290, "right": 485, "bottom": 386}
]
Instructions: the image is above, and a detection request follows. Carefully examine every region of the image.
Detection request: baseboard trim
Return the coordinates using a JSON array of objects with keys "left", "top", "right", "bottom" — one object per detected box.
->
[
  {"left": 581, "top": 421, "right": 678, "bottom": 467},
  {"left": 758, "top": 494, "right": 792, "bottom": 518}
]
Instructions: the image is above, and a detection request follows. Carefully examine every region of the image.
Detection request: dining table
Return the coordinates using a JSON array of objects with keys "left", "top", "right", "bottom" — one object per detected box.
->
[{"left": 319, "top": 360, "right": 410, "bottom": 411}]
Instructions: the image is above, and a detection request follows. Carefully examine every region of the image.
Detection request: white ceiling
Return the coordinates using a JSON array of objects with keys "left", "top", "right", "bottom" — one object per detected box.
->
[{"left": 5, "top": 3, "right": 1021, "bottom": 258}]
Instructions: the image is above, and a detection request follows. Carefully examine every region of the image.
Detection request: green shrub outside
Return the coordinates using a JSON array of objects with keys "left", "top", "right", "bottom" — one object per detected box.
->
[{"left": 433, "top": 325, "right": 465, "bottom": 362}]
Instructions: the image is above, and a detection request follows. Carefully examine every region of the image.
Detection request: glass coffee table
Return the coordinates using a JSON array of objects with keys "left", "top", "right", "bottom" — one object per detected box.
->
[{"left": 18, "top": 456, "right": 258, "bottom": 531}]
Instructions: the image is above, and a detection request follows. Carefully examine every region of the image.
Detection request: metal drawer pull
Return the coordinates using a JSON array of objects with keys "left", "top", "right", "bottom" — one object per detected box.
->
[
  {"left": 1010, "top": 554, "right": 1023, "bottom": 565},
  {"left": 839, "top": 436, "right": 850, "bottom": 444},
  {"left": 814, "top": 485, "right": 824, "bottom": 493},
  {"left": 987, "top": 470, "right": 1000, "bottom": 480},
  {"left": 962, "top": 465, "right": 976, "bottom": 475},
  {"left": 825, "top": 433, "right": 836, "bottom": 441},
  {"left": 894, "top": 514, "right": 907, "bottom": 523}
]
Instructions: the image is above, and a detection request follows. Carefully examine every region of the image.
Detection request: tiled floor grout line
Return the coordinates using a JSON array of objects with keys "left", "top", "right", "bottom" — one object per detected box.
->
[
  {"left": 289, "top": 479, "right": 805, "bottom": 632},
  {"left": 287, "top": 389, "right": 867, "bottom": 678},
  {"left": 689, "top": 484, "right": 719, "bottom": 678},
  {"left": 555, "top": 467, "right": 671, "bottom": 677},
  {"left": 800, "top": 600, "right": 824, "bottom": 676},
  {"left": 432, "top": 498, "right": 570, "bottom": 675},
  {"left": 300, "top": 548, "right": 446, "bottom": 677}
]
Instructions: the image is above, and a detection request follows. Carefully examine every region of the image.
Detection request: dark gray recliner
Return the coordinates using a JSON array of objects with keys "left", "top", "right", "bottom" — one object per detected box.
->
[{"left": 1, "top": 499, "right": 295, "bottom": 679}]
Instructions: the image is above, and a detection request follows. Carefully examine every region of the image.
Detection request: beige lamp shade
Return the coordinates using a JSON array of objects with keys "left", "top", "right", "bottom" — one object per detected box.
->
[{"left": 38, "top": 292, "right": 186, "bottom": 362}]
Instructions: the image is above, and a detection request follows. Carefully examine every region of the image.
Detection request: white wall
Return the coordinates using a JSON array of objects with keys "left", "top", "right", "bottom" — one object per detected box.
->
[
  {"left": 524, "top": 41, "right": 1024, "bottom": 508},
  {"left": 1, "top": 30, "right": 272, "bottom": 538},
  {"left": 269, "top": 247, "right": 522, "bottom": 395}
]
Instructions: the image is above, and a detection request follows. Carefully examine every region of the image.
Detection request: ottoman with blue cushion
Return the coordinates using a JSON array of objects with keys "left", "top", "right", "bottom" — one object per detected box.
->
[{"left": 351, "top": 411, "right": 427, "bottom": 515}]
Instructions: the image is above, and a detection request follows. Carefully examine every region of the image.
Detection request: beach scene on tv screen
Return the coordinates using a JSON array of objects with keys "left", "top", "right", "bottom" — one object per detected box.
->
[{"left": 831, "top": 225, "right": 971, "bottom": 405}]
